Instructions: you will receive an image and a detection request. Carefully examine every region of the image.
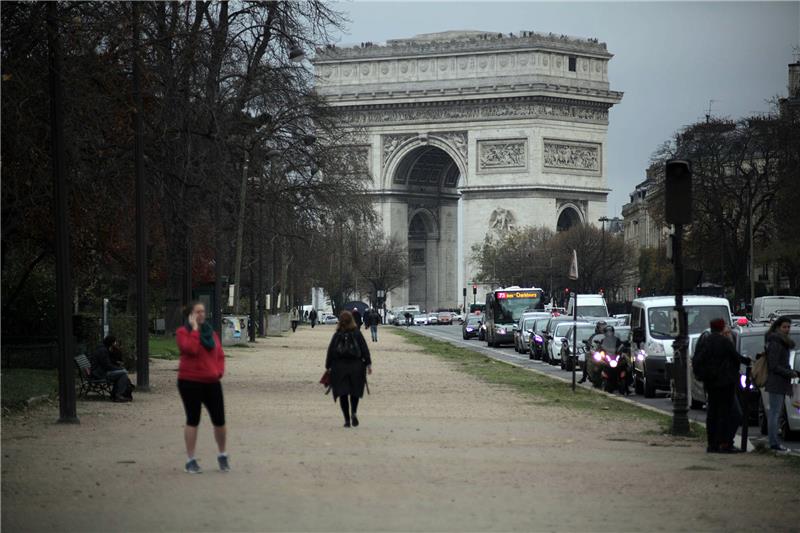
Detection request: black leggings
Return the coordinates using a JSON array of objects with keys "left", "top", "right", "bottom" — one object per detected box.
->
[
  {"left": 339, "top": 395, "right": 360, "bottom": 420},
  {"left": 177, "top": 380, "right": 226, "bottom": 427}
]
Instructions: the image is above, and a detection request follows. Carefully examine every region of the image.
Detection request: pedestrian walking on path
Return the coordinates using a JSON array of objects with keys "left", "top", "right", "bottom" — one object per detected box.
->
[
  {"left": 176, "top": 301, "right": 229, "bottom": 473},
  {"left": 309, "top": 308, "right": 318, "bottom": 328},
  {"left": 290, "top": 307, "right": 300, "bottom": 332},
  {"left": 325, "top": 310, "right": 372, "bottom": 428},
  {"left": 367, "top": 307, "right": 381, "bottom": 342},
  {"left": 762, "top": 316, "right": 799, "bottom": 452},
  {"left": 693, "top": 318, "right": 750, "bottom": 453}
]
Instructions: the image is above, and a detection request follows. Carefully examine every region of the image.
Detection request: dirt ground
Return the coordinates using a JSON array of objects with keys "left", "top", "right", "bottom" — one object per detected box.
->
[{"left": 2, "top": 326, "right": 798, "bottom": 532}]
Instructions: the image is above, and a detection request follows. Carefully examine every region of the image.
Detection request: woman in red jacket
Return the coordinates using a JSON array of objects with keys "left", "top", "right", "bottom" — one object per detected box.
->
[{"left": 176, "top": 301, "right": 228, "bottom": 474}]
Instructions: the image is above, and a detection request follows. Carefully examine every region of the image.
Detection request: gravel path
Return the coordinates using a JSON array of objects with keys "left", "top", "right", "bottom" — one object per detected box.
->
[{"left": 2, "top": 326, "right": 798, "bottom": 532}]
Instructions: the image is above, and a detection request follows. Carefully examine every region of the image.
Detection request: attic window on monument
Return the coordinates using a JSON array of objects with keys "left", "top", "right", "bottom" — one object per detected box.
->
[{"left": 568, "top": 56, "right": 577, "bottom": 72}]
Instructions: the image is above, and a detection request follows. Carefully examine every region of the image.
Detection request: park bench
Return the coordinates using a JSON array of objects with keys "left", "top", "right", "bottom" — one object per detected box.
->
[{"left": 74, "top": 354, "right": 111, "bottom": 399}]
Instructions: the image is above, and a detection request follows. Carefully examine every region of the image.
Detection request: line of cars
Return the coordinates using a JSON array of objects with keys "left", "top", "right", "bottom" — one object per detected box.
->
[
  {"left": 461, "top": 290, "right": 800, "bottom": 440},
  {"left": 388, "top": 308, "right": 463, "bottom": 326}
]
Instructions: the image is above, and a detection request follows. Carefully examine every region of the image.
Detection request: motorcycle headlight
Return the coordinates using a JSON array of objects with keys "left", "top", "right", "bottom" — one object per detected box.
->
[
  {"left": 609, "top": 358, "right": 619, "bottom": 368},
  {"left": 593, "top": 351, "right": 604, "bottom": 362},
  {"left": 465, "top": 327, "right": 473, "bottom": 332},
  {"left": 636, "top": 350, "right": 646, "bottom": 362},
  {"left": 534, "top": 335, "right": 543, "bottom": 343},
  {"left": 497, "top": 327, "right": 507, "bottom": 335},
  {"left": 739, "top": 374, "right": 747, "bottom": 389}
]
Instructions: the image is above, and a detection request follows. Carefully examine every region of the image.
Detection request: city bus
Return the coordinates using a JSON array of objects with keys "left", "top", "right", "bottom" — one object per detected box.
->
[{"left": 484, "top": 286, "right": 545, "bottom": 347}]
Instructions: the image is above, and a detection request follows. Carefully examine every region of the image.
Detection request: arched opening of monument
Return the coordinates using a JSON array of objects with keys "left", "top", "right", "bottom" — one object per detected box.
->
[
  {"left": 557, "top": 207, "right": 581, "bottom": 232},
  {"left": 395, "top": 145, "right": 461, "bottom": 312}
]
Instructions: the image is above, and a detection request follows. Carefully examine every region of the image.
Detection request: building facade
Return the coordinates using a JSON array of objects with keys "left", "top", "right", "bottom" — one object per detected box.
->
[{"left": 314, "top": 31, "right": 623, "bottom": 310}]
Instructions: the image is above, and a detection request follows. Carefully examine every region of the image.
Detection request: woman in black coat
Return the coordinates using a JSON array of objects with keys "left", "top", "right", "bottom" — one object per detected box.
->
[
  {"left": 325, "top": 310, "right": 372, "bottom": 427},
  {"left": 764, "top": 316, "right": 799, "bottom": 451}
]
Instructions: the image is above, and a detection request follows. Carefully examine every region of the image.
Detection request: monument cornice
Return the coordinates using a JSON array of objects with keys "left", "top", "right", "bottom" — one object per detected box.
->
[
  {"left": 320, "top": 82, "right": 623, "bottom": 106},
  {"left": 459, "top": 183, "right": 610, "bottom": 199},
  {"left": 314, "top": 32, "right": 611, "bottom": 63}
]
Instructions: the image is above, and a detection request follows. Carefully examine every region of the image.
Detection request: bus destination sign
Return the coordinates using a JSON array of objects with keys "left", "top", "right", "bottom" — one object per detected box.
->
[{"left": 496, "top": 291, "right": 539, "bottom": 299}]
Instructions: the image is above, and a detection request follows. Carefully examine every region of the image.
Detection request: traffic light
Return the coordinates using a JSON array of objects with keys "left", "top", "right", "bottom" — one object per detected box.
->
[
  {"left": 636, "top": 286, "right": 642, "bottom": 296},
  {"left": 664, "top": 159, "right": 692, "bottom": 225},
  {"left": 472, "top": 284, "right": 477, "bottom": 295}
]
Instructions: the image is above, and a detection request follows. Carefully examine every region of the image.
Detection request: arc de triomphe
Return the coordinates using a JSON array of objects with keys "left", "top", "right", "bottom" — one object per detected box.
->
[{"left": 313, "top": 30, "right": 623, "bottom": 311}]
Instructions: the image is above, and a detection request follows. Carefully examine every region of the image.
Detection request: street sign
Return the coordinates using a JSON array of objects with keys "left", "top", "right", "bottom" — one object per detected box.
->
[{"left": 670, "top": 309, "right": 680, "bottom": 336}]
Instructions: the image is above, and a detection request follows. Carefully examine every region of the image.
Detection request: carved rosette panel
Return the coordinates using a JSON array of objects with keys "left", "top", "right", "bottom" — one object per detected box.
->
[
  {"left": 342, "top": 100, "right": 608, "bottom": 127},
  {"left": 381, "top": 134, "right": 415, "bottom": 167},
  {"left": 543, "top": 139, "right": 601, "bottom": 173},
  {"left": 478, "top": 139, "right": 527, "bottom": 172}
]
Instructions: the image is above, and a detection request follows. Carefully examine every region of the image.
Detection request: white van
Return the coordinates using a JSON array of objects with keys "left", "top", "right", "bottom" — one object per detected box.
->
[
  {"left": 752, "top": 296, "right": 800, "bottom": 323},
  {"left": 630, "top": 296, "right": 732, "bottom": 398},
  {"left": 566, "top": 294, "right": 609, "bottom": 318}
]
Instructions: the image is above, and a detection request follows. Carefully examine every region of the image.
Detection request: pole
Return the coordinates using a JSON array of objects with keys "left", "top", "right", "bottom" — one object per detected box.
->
[
  {"left": 132, "top": 2, "right": 149, "bottom": 391},
  {"left": 257, "top": 172, "right": 265, "bottom": 336},
  {"left": 47, "top": 3, "right": 78, "bottom": 423},
  {"left": 748, "top": 186, "right": 755, "bottom": 310},
  {"left": 232, "top": 153, "right": 249, "bottom": 314},
  {"left": 672, "top": 223, "right": 690, "bottom": 435},
  {"left": 571, "top": 294, "right": 578, "bottom": 392}
]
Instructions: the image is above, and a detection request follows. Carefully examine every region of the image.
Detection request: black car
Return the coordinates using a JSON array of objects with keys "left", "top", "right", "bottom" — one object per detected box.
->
[
  {"left": 527, "top": 317, "right": 552, "bottom": 360},
  {"left": 462, "top": 314, "right": 483, "bottom": 340}
]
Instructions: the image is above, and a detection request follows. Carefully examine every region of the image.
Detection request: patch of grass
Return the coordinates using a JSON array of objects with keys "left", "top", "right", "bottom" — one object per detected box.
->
[
  {"left": 1, "top": 369, "right": 58, "bottom": 410},
  {"left": 149, "top": 335, "right": 180, "bottom": 360},
  {"left": 395, "top": 328, "right": 672, "bottom": 428}
]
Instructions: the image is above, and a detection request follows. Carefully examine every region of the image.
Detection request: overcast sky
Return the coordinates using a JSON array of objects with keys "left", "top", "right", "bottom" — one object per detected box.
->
[{"left": 328, "top": 1, "right": 800, "bottom": 215}]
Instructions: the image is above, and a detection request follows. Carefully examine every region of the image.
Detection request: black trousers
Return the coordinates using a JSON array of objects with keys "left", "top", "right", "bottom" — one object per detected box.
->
[
  {"left": 339, "top": 395, "right": 360, "bottom": 420},
  {"left": 178, "top": 380, "right": 226, "bottom": 427},
  {"left": 706, "top": 384, "right": 740, "bottom": 449}
]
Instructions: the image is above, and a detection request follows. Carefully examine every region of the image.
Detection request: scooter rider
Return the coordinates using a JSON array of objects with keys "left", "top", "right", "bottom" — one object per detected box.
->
[
  {"left": 599, "top": 325, "right": 629, "bottom": 393},
  {"left": 579, "top": 321, "right": 607, "bottom": 384}
]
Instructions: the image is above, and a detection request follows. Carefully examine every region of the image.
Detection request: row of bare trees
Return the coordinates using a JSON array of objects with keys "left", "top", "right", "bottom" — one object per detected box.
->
[
  {"left": 470, "top": 225, "right": 632, "bottom": 303},
  {"left": 1, "top": 1, "right": 375, "bottom": 337},
  {"left": 647, "top": 105, "right": 800, "bottom": 301}
]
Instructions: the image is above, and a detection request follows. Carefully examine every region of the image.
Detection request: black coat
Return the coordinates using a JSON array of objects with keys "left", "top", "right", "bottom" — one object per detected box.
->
[
  {"left": 325, "top": 329, "right": 372, "bottom": 400},
  {"left": 765, "top": 333, "right": 796, "bottom": 396},
  {"left": 89, "top": 345, "right": 122, "bottom": 380},
  {"left": 352, "top": 310, "right": 363, "bottom": 328},
  {"left": 702, "top": 333, "right": 747, "bottom": 388}
]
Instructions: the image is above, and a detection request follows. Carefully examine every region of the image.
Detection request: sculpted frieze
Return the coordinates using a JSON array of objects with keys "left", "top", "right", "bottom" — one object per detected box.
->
[
  {"left": 543, "top": 140, "right": 600, "bottom": 172},
  {"left": 478, "top": 139, "right": 527, "bottom": 171},
  {"left": 382, "top": 134, "right": 416, "bottom": 166},
  {"left": 341, "top": 100, "right": 608, "bottom": 126}
]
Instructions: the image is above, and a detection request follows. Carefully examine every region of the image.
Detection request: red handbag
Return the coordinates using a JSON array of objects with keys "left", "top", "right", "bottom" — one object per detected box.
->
[{"left": 319, "top": 371, "right": 331, "bottom": 391}]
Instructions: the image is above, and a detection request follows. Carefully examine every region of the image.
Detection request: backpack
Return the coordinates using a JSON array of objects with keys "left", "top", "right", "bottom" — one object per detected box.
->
[
  {"left": 691, "top": 331, "right": 711, "bottom": 383},
  {"left": 335, "top": 332, "right": 361, "bottom": 360}
]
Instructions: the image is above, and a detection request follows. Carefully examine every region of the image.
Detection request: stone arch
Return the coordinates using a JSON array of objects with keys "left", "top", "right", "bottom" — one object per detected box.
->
[
  {"left": 556, "top": 204, "right": 583, "bottom": 231},
  {"left": 382, "top": 134, "right": 467, "bottom": 190},
  {"left": 408, "top": 207, "right": 438, "bottom": 239}
]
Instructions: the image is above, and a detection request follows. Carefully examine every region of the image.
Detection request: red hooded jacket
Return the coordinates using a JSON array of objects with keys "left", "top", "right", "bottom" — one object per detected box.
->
[{"left": 176, "top": 326, "right": 225, "bottom": 383}]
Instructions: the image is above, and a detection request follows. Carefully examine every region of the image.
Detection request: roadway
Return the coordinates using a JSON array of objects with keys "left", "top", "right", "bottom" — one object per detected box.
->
[{"left": 405, "top": 323, "right": 800, "bottom": 453}]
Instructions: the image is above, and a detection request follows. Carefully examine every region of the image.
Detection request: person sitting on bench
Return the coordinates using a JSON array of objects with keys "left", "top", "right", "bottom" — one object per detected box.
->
[{"left": 90, "top": 336, "right": 133, "bottom": 402}]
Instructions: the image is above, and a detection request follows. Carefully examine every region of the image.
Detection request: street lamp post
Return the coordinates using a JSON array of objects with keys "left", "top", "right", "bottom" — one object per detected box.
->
[
  {"left": 598, "top": 216, "right": 610, "bottom": 293},
  {"left": 132, "top": 2, "right": 149, "bottom": 391},
  {"left": 47, "top": 3, "right": 78, "bottom": 423}
]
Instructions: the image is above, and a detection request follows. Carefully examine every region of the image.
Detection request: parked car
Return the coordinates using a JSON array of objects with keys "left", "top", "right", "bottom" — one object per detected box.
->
[
  {"left": 631, "top": 296, "right": 732, "bottom": 398},
  {"left": 437, "top": 311, "right": 453, "bottom": 325},
  {"left": 514, "top": 312, "right": 550, "bottom": 354},
  {"left": 562, "top": 322, "right": 609, "bottom": 372},
  {"left": 545, "top": 322, "right": 582, "bottom": 366},
  {"left": 323, "top": 314, "right": 338, "bottom": 325},
  {"left": 528, "top": 317, "right": 552, "bottom": 360},
  {"left": 758, "top": 342, "right": 800, "bottom": 439},
  {"left": 462, "top": 314, "right": 483, "bottom": 339},
  {"left": 541, "top": 316, "right": 578, "bottom": 364}
]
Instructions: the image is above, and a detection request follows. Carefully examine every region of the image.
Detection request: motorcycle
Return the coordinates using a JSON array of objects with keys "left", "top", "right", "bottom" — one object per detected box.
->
[{"left": 594, "top": 345, "right": 630, "bottom": 395}]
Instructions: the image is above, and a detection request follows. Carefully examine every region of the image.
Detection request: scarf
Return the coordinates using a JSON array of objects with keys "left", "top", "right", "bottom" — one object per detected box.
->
[{"left": 186, "top": 321, "right": 216, "bottom": 350}]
